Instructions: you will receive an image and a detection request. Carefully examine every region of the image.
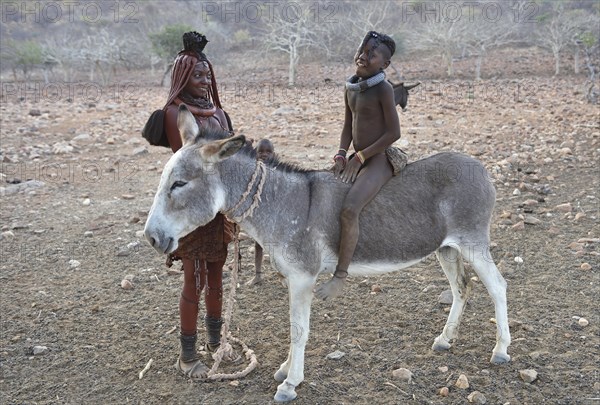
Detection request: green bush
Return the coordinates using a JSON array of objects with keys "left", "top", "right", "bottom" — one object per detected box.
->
[
  {"left": 2, "top": 40, "right": 45, "bottom": 78},
  {"left": 233, "top": 29, "right": 250, "bottom": 45},
  {"left": 149, "top": 24, "right": 194, "bottom": 64}
]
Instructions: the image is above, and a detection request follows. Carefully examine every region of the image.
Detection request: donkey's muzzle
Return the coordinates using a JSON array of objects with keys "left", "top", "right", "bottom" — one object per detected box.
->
[{"left": 144, "top": 228, "right": 174, "bottom": 254}]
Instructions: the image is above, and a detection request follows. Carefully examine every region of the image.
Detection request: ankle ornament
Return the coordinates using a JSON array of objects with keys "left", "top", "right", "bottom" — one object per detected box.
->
[
  {"left": 180, "top": 333, "right": 199, "bottom": 363},
  {"left": 333, "top": 269, "right": 348, "bottom": 279},
  {"left": 205, "top": 316, "right": 223, "bottom": 350}
]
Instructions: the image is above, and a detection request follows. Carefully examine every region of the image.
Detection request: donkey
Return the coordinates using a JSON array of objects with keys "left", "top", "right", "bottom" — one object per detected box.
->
[
  {"left": 391, "top": 81, "right": 421, "bottom": 111},
  {"left": 145, "top": 105, "right": 511, "bottom": 402}
]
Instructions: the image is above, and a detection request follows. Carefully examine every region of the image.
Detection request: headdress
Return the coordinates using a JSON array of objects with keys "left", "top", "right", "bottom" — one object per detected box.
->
[{"left": 182, "top": 31, "right": 208, "bottom": 59}]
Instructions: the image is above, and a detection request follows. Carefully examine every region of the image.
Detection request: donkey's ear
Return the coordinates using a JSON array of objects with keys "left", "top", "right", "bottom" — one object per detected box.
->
[
  {"left": 177, "top": 105, "right": 199, "bottom": 145},
  {"left": 199, "top": 135, "right": 246, "bottom": 163},
  {"left": 404, "top": 82, "right": 421, "bottom": 91}
]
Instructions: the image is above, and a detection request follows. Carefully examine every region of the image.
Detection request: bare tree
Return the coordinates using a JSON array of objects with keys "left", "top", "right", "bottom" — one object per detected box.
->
[
  {"left": 77, "top": 29, "right": 120, "bottom": 84},
  {"left": 345, "top": 1, "right": 396, "bottom": 48},
  {"left": 574, "top": 21, "right": 600, "bottom": 104},
  {"left": 464, "top": 7, "right": 518, "bottom": 80},
  {"left": 44, "top": 32, "right": 79, "bottom": 81},
  {"left": 260, "top": 3, "right": 327, "bottom": 86},
  {"left": 407, "top": 17, "right": 470, "bottom": 77},
  {"left": 535, "top": 3, "right": 589, "bottom": 75}
]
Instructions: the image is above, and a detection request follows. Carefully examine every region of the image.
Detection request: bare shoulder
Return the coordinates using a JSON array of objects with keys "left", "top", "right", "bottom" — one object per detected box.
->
[
  {"left": 165, "top": 104, "right": 178, "bottom": 120},
  {"left": 376, "top": 80, "right": 394, "bottom": 96},
  {"left": 214, "top": 108, "right": 228, "bottom": 127}
]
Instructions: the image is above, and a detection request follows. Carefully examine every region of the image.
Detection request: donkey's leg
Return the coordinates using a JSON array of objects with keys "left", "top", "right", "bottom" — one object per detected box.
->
[
  {"left": 432, "top": 245, "right": 472, "bottom": 351},
  {"left": 274, "top": 347, "right": 291, "bottom": 382},
  {"left": 274, "top": 273, "right": 316, "bottom": 402},
  {"left": 463, "top": 246, "right": 511, "bottom": 364}
]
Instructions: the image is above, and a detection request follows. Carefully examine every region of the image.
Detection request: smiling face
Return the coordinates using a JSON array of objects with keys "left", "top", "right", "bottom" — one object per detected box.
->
[
  {"left": 256, "top": 139, "right": 274, "bottom": 162},
  {"left": 354, "top": 37, "right": 391, "bottom": 79},
  {"left": 183, "top": 61, "right": 212, "bottom": 99}
]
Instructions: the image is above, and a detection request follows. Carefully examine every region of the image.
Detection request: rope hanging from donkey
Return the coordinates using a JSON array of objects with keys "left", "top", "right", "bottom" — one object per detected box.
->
[
  {"left": 226, "top": 161, "right": 267, "bottom": 223},
  {"left": 204, "top": 160, "right": 268, "bottom": 380},
  {"left": 205, "top": 224, "right": 258, "bottom": 380}
]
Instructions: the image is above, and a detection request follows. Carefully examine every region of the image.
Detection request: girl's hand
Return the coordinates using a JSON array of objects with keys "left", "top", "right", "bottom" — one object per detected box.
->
[
  {"left": 330, "top": 158, "right": 345, "bottom": 177},
  {"left": 340, "top": 156, "right": 362, "bottom": 183}
]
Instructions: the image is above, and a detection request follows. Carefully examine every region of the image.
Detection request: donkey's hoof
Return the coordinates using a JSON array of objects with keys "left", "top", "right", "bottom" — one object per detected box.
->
[
  {"left": 490, "top": 352, "right": 511, "bottom": 364},
  {"left": 274, "top": 382, "right": 297, "bottom": 402},
  {"left": 274, "top": 369, "right": 287, "bottom": 383},
  {"left": 432, "top": 337, "right": 451, "bottom": 351}
]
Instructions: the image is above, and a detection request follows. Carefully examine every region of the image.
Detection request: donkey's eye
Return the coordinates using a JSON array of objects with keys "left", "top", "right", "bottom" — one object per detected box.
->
[{"left": 170, "top": 181, "right": 187, "bottom": 191}]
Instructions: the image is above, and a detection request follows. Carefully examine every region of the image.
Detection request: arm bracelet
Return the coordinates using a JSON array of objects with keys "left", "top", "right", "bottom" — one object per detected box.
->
[{"left": 356, "top": 150, "right": 366, "bottom": 164}]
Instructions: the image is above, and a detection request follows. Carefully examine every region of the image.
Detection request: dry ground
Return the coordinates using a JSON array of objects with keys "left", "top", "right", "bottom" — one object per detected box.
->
[{"left": 1, "top": 53, "right": 599, "bottom": 404}]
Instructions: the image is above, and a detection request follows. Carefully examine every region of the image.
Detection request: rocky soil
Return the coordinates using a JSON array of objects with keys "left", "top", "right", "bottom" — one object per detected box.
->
[{"left": 1, "top": 53, "right": 599, "bottom": 404}]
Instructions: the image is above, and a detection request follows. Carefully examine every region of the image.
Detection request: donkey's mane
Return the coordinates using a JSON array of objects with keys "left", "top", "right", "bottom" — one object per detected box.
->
[{"left": 194, "top": 127, "right": 318, "bottom": 176}]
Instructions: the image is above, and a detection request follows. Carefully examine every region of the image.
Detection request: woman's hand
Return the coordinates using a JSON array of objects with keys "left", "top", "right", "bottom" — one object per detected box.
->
[{"left": 340, "top": 156, "right": 362, "bottom": 183}]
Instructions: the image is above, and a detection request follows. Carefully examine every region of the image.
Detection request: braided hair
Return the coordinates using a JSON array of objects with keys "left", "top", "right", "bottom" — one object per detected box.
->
[
  {"left": 164, "top": 31, "right": 222, "bottom": 109},
  {"left": 355, "top": 31, "right": 396, "bottom": 61}
]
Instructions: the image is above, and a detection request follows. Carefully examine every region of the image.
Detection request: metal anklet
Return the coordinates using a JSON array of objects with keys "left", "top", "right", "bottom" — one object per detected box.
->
[
  {"left": 180, "top": 333, "right": 199, "bottom": 363},
  {"left": 333, "top": 269, "right": 348, "bottom": 279}
]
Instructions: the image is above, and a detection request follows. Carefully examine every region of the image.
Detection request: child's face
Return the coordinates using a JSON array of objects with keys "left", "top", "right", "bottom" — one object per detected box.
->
[
  {"left": 256, "top": 142, "right": 274, "bottom": 161},
  {"left": 184, "top": 61, "right": 211, "bottom": 99},
  {"left": 354, "top": 38, "right": 389, "bottom": 78}
]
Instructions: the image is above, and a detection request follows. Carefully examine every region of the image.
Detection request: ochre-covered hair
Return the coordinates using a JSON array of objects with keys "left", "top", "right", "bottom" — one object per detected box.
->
[{"left": 163, "top": 31, "right": 222, "bottom": 109}]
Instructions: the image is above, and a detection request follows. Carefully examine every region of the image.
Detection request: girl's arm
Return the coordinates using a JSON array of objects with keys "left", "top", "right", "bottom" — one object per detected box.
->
[{"left": 339, "top": 91, "right": 353, "bottom": 151}]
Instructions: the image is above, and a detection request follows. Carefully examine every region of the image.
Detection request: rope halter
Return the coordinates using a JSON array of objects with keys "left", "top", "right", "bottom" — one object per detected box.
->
[{"left": 223, "top": 160, "right": 267, "bottom": 223}]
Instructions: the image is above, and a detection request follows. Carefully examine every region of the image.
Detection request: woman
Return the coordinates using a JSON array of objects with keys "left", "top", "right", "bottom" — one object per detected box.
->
[{"left": 162, "top": 31, "right": 235, "bottom": 378}]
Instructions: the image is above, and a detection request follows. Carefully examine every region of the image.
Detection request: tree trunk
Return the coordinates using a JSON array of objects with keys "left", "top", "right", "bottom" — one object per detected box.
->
[
  {"left": 289, "top": 45, "right": 298, "bottom": 86},
  {"left": 574, "top": 49, "right": 580, "bottom": 74},
  {"left": 582, "top": 45, "right": 598, "bottom": 104},
  {"left": 444, "top": 52, "right": 454, "bottom": 77},
  {"left": 389, "top": 61, "right": 402, "bottom": 82},
  {"left": 475, "top": 54, "right": 483, "bottom": 80},
  {"left": 553, "top": 48, "right": 560, "bottom": 76},
  {"left": 161, "top": 63, "right": 173, "bottom": 87}
]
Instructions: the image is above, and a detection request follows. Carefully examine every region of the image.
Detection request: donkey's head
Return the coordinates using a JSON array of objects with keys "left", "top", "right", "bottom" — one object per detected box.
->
[
  {"left": 391, "top": 81, "right": 421, "bottom": 111},
  {"left": 144, "top": 105, "right": 246, "bottom": 254}
]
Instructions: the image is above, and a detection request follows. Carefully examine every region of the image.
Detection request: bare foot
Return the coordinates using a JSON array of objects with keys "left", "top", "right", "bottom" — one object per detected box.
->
[
  {"left": 175, "top": 358, "right": 209, "bottom": 379},
  {"left": 314, "top": 276, "right": 346, "bottom": 300},
  {"left": 246, "top": 273, "right": 262, "bottom": 286}
]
